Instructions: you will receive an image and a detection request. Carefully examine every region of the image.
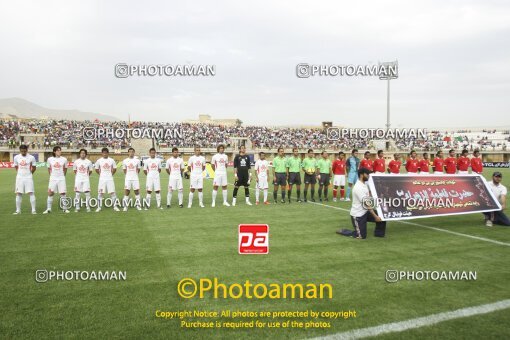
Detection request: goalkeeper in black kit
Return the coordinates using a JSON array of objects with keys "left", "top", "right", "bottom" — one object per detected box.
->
[{"left": 232, "top": 145, "right": 252, "bottom": 206}]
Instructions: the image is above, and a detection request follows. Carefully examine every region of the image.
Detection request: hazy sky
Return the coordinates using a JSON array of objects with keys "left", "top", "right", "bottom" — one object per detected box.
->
[{"left": 1, "top": 0, "right": 509, "bottom": 127}]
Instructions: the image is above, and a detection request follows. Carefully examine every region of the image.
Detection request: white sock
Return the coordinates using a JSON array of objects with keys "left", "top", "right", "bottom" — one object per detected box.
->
[
  {"left": 255, "top": 187, "right": 260, "bottom": 201},
  {"left": 111, "top": 193, "right": 117, "bottom": 208},
  {"left": 146, "top": 194, "right": 151, "bottom": 208},
  {"left": 47, "top": 196, "right": 53, "bottom": 210},
  {"left": 16, "top": 195, "right": 22, "bottom": 212},
  {"left": 245, "top": 196, "right": 250, "bottom": 203},
  {"left": 222, "top": 189, "right": 228, "bottom": 202},
  {"left": 123, "top": 195, "right": 129, "bottom": 207},
  {"left": 29, "top": 194, "right": 36, "bottom": 211},
  {"left": 135, "top": 194, "right": 141, "bottom": 207},
  {"left": 212, "top": 190, "right": 217, "bottom": 203},
  {"left": 188, "top": 192, "right": 194, "bottom": 205},
  {"left": 264, "top": 189, "right": 268, "bottom": 202},
  {"left": 75, "top": 193, "right": 80, "bottom": 207},
  {"left": 98, "top": 194, "right": 103, "bottom": 208},
  {"left": 156, "top": 193, "right": 161, "bottom": 207},
  {"left": 167, "top": 192, "right": 172, "bottom": 206},
  {"left": 61, "top": 194, "right": 67, "bottom": 210},
  {"left": 85, "top": 192, "right": 91, "bottom": 208},
  {"left": 198, "top": 191, "right": 203, "bottom": 204},
  {"left": 178, "top": 190, "right": 183, "bottom": 205}
]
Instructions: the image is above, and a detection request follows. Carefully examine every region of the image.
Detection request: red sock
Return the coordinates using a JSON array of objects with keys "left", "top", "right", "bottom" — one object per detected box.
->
[
  {"left": 333, "top": 189, "right": 337, "bottom": 198},
  {"left": 340, "top": 189, "right": 345, "bottom": 198}
]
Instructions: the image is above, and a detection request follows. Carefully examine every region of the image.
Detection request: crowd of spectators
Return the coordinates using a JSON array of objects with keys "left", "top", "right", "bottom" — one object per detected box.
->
[{"left": 0, "top": 119, "right": 508, "bottom": 152}]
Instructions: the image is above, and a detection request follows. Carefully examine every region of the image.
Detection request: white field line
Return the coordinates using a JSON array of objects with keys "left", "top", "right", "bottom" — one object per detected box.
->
[{"left": 311, "top": 299, "right": 510, "bottom": 340}]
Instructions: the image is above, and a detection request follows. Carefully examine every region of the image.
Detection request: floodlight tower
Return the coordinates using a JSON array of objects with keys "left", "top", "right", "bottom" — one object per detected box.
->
[{"left": 379, "top": 60, "right": 398, "bottom": 131}]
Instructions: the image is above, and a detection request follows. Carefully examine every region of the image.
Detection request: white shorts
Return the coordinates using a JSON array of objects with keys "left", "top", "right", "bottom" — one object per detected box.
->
[
  {"left": 256, "top": 177, "right": 269, "bottom": 189},
  {"left": 169, "top": 177, "right": 183, "bottom": 191},
  {"left": 146, "top": 177, "right": 161, "bottom": 192},
  {"left": 74, "top": 179, "right": 91, "bottom": 192},
  {"left": 434, "top": 171, "right": 444, "bottom": 175},
  {"left": 125, "top": 179, "right": 141, "bottom": 191},
  {"left": 213, "top": 173, "right": 228, "bottom": 187},
  {"left": 48, "top": 179, "right": 66, "bottom": 194},
  {"left": 15, "top": 178, "right": 34, "bottom": 194},
  {"left": 190, "top": 174, "right": 204, "bottom": 189},
  {"left": 333, "top": 175, "right": 346, "bottom": 186},
  {"left": 458, "top": 170, "right": 469, "bottom": 174},
  {"left": 98, "top": 179, "right": 116, "bottom": 194},
  {"left": 419, "top": 172, "right": 429, "bottom": 175}
]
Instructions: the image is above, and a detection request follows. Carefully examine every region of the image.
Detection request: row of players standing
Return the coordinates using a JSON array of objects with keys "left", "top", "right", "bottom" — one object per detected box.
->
[
  {"left": 12, "top": 144, "right": 272, "bottom": 214},
  {"left": 335, "top": 148, "right": 484, "bottom": 201},
  {"left": 11, "top": 144, "right": 485, "bottom": 214},
  {"left": 269, "top": 147, "right": 484, "bottom": 203},
  {"left": 13, "top": 145, "right": 208, "bottom": 213}
]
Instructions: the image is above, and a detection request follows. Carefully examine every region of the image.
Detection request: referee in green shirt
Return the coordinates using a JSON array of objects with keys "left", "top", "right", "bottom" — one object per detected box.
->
[
  {"left": 272, "top": 147, "right": 287, "bottom": 203},
  {"left": 286, "top": 147, "right": 302, "bottom": 203},
  {"left": 302, "top": 148, "right": 318, "bottom": 202},
  {"left": 317, "top": 151, "right": 332, "bottom": 202}
]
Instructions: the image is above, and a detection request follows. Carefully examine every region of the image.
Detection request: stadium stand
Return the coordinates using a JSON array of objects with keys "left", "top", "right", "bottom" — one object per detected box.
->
[{"left": 0, "top": 119, "right": 509, "bottom": 152}]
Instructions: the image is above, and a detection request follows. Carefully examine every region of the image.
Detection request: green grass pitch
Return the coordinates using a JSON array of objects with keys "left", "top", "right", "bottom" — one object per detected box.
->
[{"left": 1, "top": 167, "right": 509, "bottom": 339}]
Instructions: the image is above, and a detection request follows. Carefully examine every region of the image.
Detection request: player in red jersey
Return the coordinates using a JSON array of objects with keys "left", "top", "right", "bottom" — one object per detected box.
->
[
  {"left": 332, "top": 151, "right": 346, "bottom": 201},
  {"left": 471, "top": 149, "right": 483, "bottom": 174},
  {"left": 444, "top": 149, "right": 457, "bottom": 174},
  {"left": 419, "top": 152, "right": 430, "bottom": 175},
  {"left": 405, "top": 150, "right": 419, "bottom": 174},
  {"left": 433, "top": 150, "right": 445, "bottom": 174},
  {"left": 457, "top": 149, "right": 470, "bottom": 174},
  {"left": 373, "top": 150, "right": 385, "bottom": 174},
  {"left": 360, "top": 151, "right": 373, "bottom": 171},
  {"left": 388, "top": 153, "right": 401, "bottom": 174}
]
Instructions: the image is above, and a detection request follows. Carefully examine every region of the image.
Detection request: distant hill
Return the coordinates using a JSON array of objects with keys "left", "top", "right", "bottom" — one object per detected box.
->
[{"left": 0, "top": 98, "right": 119, "bottom": 121}]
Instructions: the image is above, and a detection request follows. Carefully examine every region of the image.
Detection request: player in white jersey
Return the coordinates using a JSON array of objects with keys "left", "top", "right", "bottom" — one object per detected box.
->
[
  {"left": 166, "top": 147, "right": 185, "bottom": 208},
  {"left": 187, "top": 146, "right": 206, "bottom": 208},
  {"left": 13, "top": 145, "right": 37, "bottom": 214},
  {"left": 254, "top": 151, "right": 270, "bottom": 205},
  {"left": 122, "top": 147, "right": 142, "bottom": 211},
  {"left": 95, "top": 147, "right": 120, "bottom": 212},
  {"left": 73, "top": 149, "right": 93, "bottom": 212},
  {"left": 143, "top": 148, "right": 163, "bottom": 209},
  {"left": 211, "top": 144, "right": 230, "bottom": 207},
  {"left": 43, "top": 146, "right": 70, "bottom": 214}
]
